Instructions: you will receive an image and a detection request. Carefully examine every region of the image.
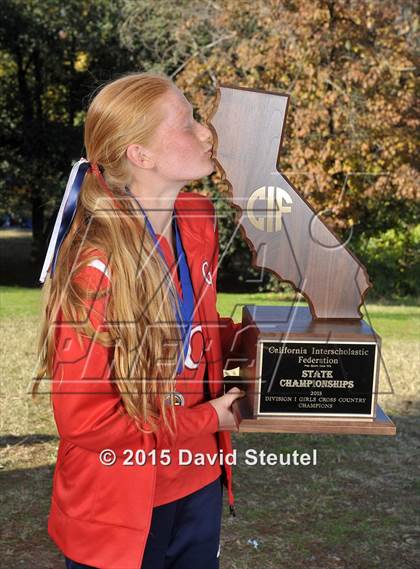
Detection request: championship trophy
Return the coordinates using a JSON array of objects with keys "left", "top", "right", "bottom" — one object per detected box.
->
[{"left": 207, "top": 85, "right": 395, "bottom": 436}]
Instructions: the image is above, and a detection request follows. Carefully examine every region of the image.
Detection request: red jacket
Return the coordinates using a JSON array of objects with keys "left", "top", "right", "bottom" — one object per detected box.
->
[{"left": 48, "top": 192, "right": 243, "bottom": 569}]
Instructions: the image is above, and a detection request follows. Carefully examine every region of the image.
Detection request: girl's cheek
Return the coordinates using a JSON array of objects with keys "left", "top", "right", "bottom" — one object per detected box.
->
[{"left": 178, "top": 141, "right": 196, "bottom": 158}]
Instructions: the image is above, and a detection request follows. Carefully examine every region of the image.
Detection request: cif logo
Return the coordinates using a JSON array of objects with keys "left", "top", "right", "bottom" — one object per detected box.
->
[{"left": 247, "top": 186, "right": 293, "bottom": 232}]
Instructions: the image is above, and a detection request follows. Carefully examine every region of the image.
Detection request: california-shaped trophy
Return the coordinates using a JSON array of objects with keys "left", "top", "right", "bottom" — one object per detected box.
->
[{"left": 207, "top": 85, "right": 395, "bottom": 436}]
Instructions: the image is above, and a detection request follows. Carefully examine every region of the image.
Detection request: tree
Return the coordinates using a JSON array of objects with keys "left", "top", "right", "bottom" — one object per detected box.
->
[
  {"left": 0, "top": 0, "right": 133, "bottom": 271},
  {"left": 136, "top": 0, "right": 418, "bottom": 294},
  {"left": 1, "top": 0, "right": 417, "bottom": 294}
]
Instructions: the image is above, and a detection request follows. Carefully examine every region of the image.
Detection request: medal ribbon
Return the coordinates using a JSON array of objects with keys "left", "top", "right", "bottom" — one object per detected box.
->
[{"left": 137, "top": 202, "right": 195, "bottom": 375}]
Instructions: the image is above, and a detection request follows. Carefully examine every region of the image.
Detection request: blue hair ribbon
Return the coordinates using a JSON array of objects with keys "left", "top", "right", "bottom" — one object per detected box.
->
[{"left": 39, "top": 158, "right": 90, "bottom": 283}]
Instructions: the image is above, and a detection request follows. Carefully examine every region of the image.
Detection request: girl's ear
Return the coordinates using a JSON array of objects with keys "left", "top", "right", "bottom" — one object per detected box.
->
[{"left": 126, "top": 144, "right": 155, "bottom": 169}]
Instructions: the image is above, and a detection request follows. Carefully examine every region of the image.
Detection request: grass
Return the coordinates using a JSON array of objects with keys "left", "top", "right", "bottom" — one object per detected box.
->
[
  {"left": 1, "top": 286, "right": 419, "bottom": 341},
  {"left": 1, "top": 229, "right": 419, "bottom": 568},
  {"left": 1, "top": 293, "right": 419, "bottom": 568},
  {"left": 217, "top": 292, "right": 420, "bottom": 342},
  {"left": 0, "top": 286, "right": 43, "bottom": 318}
]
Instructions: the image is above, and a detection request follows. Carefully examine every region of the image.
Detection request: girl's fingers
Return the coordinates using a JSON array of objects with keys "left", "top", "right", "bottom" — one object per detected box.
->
[{"left": 224, "top": 387, "right": 246, "bottom": 404}]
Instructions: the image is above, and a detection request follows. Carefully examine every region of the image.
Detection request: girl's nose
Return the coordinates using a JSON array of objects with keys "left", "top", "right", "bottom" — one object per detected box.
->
[{"left": 199, "top": 122, "right": 214, "bottom": 146}]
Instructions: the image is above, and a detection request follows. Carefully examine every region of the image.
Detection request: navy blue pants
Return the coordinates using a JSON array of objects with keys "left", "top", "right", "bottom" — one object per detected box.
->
[{"left": 64, "top": 475, "right": 223, "bottom": 569}]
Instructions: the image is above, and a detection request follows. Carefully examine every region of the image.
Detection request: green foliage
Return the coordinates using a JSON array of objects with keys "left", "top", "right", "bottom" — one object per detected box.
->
[
  {"left": 0, "top": 0, "right": 133, "bottom": 257},
  {"left": 355, "top": 225, "right": 420, "bottom": 298}
]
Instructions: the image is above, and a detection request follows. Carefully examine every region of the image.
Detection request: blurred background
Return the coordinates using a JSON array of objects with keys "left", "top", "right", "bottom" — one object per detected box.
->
[
  {"left": 0, "top": 0, "right": 418, "bottom": 295},
  {"left": 0, "top": 1, "right": 418, "bottom": 568}
]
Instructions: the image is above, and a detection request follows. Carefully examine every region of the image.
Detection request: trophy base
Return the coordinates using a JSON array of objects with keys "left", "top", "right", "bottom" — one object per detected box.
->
[
  {"left": 232, "top": 397, "right": 396, "bottom": 435},
  {"left": 233, "top": 305, "right": 388, "bottom": 426}
]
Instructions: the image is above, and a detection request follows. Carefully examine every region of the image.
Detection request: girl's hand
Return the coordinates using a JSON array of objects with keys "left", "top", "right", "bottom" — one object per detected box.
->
[{"left": 208, "top": 387, "right": 246, "bottom": 431}]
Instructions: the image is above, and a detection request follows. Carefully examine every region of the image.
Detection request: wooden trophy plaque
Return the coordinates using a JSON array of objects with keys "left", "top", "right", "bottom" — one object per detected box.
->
[{"left": 207, "top": 85, "right": 395, "bottom": 436}]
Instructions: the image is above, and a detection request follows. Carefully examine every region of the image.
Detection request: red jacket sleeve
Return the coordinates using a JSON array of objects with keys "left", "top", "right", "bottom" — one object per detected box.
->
[
  {"left": 51, "top": 265, "right": 218, "bottom": 457},
  {"left": 154, "top": 402, "right": 219, "bottom": 449},
  {"left": 212, "top": 217, "right": 244, "bottom": 370}
]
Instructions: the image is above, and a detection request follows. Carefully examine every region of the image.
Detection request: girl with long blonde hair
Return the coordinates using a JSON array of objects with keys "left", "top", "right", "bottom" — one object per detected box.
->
[{"left": 33, "top": 71, "right": 244, "bottom": 569}]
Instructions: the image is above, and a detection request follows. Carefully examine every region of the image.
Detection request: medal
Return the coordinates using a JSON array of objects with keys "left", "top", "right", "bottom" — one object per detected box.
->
[{"left": 164, "top": 392, "right": 185, "bottom": 406}]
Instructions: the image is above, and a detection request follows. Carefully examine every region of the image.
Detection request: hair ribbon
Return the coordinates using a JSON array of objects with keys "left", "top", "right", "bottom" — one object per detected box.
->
[{"left": 39, "top": 158, "right": 91, "bottom": 283}]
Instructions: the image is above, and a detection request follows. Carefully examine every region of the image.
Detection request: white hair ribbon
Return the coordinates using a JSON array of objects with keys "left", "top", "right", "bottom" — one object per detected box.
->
[{"left": 39, "top": 158, "right": 90, "bottom": 283}]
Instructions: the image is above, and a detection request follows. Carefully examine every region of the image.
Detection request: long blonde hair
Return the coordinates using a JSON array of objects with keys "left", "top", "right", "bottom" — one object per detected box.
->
[{"left": 32, "top": 72, "right": 187, "bottom": 436}]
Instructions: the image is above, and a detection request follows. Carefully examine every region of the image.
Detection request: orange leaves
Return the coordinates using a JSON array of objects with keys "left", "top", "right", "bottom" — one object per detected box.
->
[{"left": 175, "top": 0, "right": 416, "bottom": 233}]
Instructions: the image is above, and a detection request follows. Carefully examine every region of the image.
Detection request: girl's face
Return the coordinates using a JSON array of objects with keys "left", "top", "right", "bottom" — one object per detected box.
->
[{"left": 147, "top": 88, "right": 215, "bottom": 183}]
